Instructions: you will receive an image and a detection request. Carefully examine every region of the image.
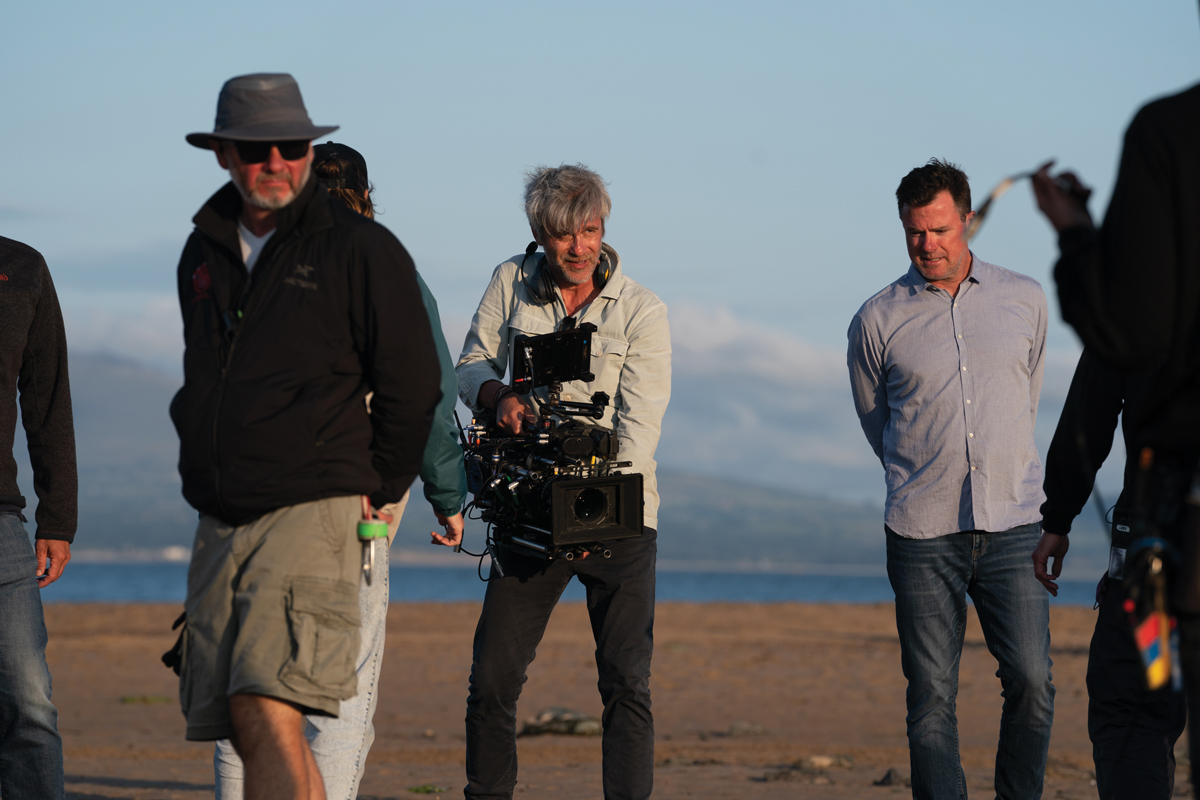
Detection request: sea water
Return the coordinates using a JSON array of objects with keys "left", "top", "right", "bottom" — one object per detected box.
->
[{"left": 40, "top": 562, "right": 1101, "bottom": 606}]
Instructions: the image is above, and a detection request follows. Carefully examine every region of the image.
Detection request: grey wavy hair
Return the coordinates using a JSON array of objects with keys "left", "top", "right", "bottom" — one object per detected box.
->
[{"left": 524, "top": 164, "right": 611, "bottom": 241}]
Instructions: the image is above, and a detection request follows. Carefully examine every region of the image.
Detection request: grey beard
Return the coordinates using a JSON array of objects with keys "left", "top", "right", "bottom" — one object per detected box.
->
[
  {"left": 229, "top": 163, "right": 312, "bottom": 210},
  {"left": 550, "top": 260, "right": 597, "bottom": 287}
]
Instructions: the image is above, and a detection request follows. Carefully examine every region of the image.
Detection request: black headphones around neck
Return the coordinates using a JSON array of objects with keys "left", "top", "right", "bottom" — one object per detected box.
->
[{"left": 520, "top": 241, "right": 612, "bottom": 306}]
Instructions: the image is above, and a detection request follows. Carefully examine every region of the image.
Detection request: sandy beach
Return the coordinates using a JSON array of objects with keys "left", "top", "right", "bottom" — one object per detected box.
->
[{"left": 46, "top": 601, "right": 1143, "bottom": 799}]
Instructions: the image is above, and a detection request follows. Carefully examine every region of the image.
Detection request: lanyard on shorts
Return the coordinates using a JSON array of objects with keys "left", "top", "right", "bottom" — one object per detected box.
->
[{"left": 358, "top": 495, "right": 388, "bottom": 585}]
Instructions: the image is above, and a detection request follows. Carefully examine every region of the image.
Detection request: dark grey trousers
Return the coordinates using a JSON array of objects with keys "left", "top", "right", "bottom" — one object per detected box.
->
[
  {"left": 1088, "top": 577, "right": 1187, "bottom": 800},
  {"left": 464, "top": 529, "right": 657, "bottom": 800}
]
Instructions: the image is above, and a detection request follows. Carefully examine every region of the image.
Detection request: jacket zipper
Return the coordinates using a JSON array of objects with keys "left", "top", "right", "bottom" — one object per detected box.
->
[
  {"left": 211, "top": 332, "right": 238, "bottom": 522},
  {"left": 209, "top": 258, "right": 243, "bottom": 523},
  {"left": 208, "top": 229, "right": 292, "bottom": 520}
]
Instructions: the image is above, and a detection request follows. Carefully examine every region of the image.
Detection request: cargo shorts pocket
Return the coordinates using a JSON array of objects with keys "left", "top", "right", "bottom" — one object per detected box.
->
[{"left": 278, "top": 577, "right": 359, "bottom": 700}]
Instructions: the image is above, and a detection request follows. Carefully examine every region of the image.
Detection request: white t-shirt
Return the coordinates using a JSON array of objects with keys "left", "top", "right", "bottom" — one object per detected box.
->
[{"left": 238, "top": 222, "right": 275, "bottom": 272}]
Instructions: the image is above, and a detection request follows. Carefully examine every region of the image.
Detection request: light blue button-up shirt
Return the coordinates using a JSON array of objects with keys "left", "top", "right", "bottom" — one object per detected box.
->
[{"left": 847, "top": 257, "right": 1048, "bottom": 538}]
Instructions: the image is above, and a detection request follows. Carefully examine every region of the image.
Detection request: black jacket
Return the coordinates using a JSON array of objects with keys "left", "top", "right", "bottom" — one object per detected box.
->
[
  {"left": 1055, "top": 83, "right": 1200, "bottom": 452},
  {"left": 1040, "top": 349, "right": 1150, "bottom": 535},
  {"left": 171, "top": 178, "right": 441, "bottom": 526},
  {"left": 0, "top": 237, "right": 77, "bottom": 541}
]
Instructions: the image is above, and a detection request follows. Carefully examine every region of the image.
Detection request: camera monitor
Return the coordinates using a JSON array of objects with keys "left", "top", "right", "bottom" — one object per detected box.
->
[{"left": 512, "top": 324, "right": 597, "bottom": 394}]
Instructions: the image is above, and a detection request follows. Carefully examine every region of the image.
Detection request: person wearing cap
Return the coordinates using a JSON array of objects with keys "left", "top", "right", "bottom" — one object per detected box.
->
[
  {"left": 210, "top": 142, "right": 467, "bottom": 800},
  {"left": 173, "top": 74, "right": 442, "bottom": 800}
]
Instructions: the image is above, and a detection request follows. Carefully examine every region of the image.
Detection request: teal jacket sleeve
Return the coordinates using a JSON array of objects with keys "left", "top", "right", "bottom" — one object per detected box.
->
[{"left": 415, "top": 273, "right": 468, "bottom": 515}]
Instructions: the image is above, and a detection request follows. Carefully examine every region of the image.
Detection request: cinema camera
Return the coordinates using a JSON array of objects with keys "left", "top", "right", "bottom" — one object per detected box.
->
[{"left": 461, "top": 322, "right": 643, "bottom": 564}]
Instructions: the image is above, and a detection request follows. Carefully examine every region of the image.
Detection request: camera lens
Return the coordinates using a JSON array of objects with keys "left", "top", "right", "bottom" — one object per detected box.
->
[{"left": 573, "top": 488, "right": 608, "bottom": 524}]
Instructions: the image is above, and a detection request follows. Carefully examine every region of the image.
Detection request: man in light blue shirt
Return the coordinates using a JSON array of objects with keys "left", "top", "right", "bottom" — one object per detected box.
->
[{"left": 848, "top": 159, "right": 1053, "bottom": 800}]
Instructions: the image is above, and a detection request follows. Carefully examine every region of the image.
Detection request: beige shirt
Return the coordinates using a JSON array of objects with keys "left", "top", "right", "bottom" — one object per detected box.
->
[{"left": 456, "top": 246, "right": 671, "bottom": 529}]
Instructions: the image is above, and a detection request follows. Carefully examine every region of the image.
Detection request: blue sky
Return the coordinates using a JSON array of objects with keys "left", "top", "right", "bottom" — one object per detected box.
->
[{"left": 3, "top": 0, "right": 1198, "bottom": 501}]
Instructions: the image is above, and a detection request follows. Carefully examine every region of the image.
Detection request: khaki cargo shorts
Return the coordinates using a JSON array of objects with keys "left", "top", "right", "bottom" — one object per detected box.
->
[{"left": 179, "top": 495, "right": 363, "bottom": 741}]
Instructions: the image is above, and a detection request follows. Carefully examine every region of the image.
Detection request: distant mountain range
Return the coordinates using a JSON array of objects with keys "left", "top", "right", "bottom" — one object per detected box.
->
[{"left": 13, "top": 353, "right": 1112, "bottom": 575}]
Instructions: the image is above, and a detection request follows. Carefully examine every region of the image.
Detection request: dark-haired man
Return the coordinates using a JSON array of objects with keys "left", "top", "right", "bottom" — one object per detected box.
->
[
  {"left": 456, "top": 164, "right": 670, "bottom": 800},
  {"left": 848, "top": 159, "right": 1053, "bottom": 798},
  {"left": 174, "top": 73, "right": 441, "bottom": 800}
]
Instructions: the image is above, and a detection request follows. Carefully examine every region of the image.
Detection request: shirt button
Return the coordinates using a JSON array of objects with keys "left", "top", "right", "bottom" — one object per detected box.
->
[
  {"left": 954, "top": 303, "right": 959, "bottom": 307},
  {"left": 957, "top": 334, "right": 962, "bottom": 339},
  {"left": 971, "top": 466, "right": 976, "bottom": 471},
  {"left": 969, "top": 433, "right": 974, "bottom": 437},
  {"left": 962, "top": 367, "right": 967, "bottom": 371},
  {"left": 966, "top": 399, "right": 971, "bottom": 404}
]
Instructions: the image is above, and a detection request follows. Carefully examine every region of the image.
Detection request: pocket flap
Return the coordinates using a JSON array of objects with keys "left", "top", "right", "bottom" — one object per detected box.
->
[
  {"left": 509, "top": 312, "right": 555, "bottom": 336},
  {"left": 592, "top": 336, "right": 629, "bottom": 357},
  {"left": 288, "top": 577, "right": 358, "bottom": 626}
]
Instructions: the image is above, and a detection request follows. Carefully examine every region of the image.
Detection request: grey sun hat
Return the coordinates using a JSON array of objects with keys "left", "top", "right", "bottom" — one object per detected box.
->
[{"left": 186, "top": 73, "right": 338, "bottom": 148}]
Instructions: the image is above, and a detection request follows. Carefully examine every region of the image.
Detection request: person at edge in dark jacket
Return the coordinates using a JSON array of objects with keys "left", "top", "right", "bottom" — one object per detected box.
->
[
  {"left": 173, "top": 74, "right": 441, "bottom": 800},
  {"left": 1033, "top": 351, "right": 1185, "bottom": 799},
  {"left": 0, "top": 236, "right": 77, "bottom": 800},
  {"left": 1032, "top": 76, "right": 1200, "bottom": 790},
  {"left": 211, "top": 142, "right": 468, "bottom": 800}
]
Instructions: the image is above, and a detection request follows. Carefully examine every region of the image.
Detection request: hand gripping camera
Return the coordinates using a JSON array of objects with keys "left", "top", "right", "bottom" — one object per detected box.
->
[{"left": 462, "top": 322, "right": 643, "bottom": 562}]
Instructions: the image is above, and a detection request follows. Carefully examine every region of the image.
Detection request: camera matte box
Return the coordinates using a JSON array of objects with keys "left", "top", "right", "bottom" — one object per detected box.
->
[{"left": 549, "top": 474, "right": 643, "bottom": 545}]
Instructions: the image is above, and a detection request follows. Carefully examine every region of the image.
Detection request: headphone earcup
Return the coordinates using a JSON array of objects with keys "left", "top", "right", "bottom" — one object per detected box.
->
[
  {"left": 595, "top": 259, "right": 611, "bottom": 289},
  {"left": 536, "top": 262, "right": 557, "bottom": 305},
  {"left": 520, "top": 242, "right": 552, "bottom": 306}
]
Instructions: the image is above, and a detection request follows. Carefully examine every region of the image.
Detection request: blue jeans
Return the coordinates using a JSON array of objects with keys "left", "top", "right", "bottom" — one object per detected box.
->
[
  {"left": 886, "top": 523, "right": 1054, "bottom": 800},
  {"left": 213, "top": 541, "right": 389, "bottom": 800},
  {"left": 0, "top": 514, "right": 64, "bottom": 800}
]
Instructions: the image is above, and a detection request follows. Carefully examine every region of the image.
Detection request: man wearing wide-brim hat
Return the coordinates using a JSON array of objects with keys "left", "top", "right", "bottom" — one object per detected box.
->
[{"left": 171, "top": 73, "right": 443, "bottom": 800}]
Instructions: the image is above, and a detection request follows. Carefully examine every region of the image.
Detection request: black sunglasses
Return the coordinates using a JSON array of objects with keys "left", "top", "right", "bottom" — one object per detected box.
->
[{"left": 231, "top": 140, "right": 310, "bottom": 164}]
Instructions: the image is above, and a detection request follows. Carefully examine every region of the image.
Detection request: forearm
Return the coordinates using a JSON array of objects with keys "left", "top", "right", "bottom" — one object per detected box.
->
[
  {"left": 20, "top": 268, "right": 78, "bottom": 541},
  {"left": 1041, "top": 442, "right": 1105, "bottom": 536},
  {"left": 363, "top": 243, "right": 444, "bottom": 505},
  {"left": 420, "top": 422, "right": 467, "bottom": 516},
  {"left": 1055, "top": 116, "right": 1178, "bottom": 369},
  {"left": 852, "top": 405, "right": 887, "bottom": 464},
  {"left": 847, "top": 314, "right": 888, "bottom": 464},
  {"left": 612, "top": 439, "right": 659, "bottom": 485},
  {"left": 1054, "top": 227, "right": 1125, "bottom": 367},
  {"left": 475, "top": 380, "right": 508, "bottom": 409},
  {"left": 456, "top": 264, "right": 515, "bottom": 409},
  {"left": 613, "top": 305, "right": 671, "bottom": 476},
  {"left": 413, "top": 273, "right": 468, "bottom": 516},
  {"left": 1040, "top": 351, "right": 1123, "bottom": 535}
]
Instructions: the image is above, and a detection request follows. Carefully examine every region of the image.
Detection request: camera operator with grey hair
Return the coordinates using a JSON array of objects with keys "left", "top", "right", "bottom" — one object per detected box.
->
[{"left": 456, "top": 164, "right": 670, "bottom": 800}]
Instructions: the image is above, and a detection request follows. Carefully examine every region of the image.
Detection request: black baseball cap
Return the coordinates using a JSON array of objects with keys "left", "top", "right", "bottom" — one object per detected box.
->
[{"left": 313, "top": 142, "right": 369, "bottom": 192}]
